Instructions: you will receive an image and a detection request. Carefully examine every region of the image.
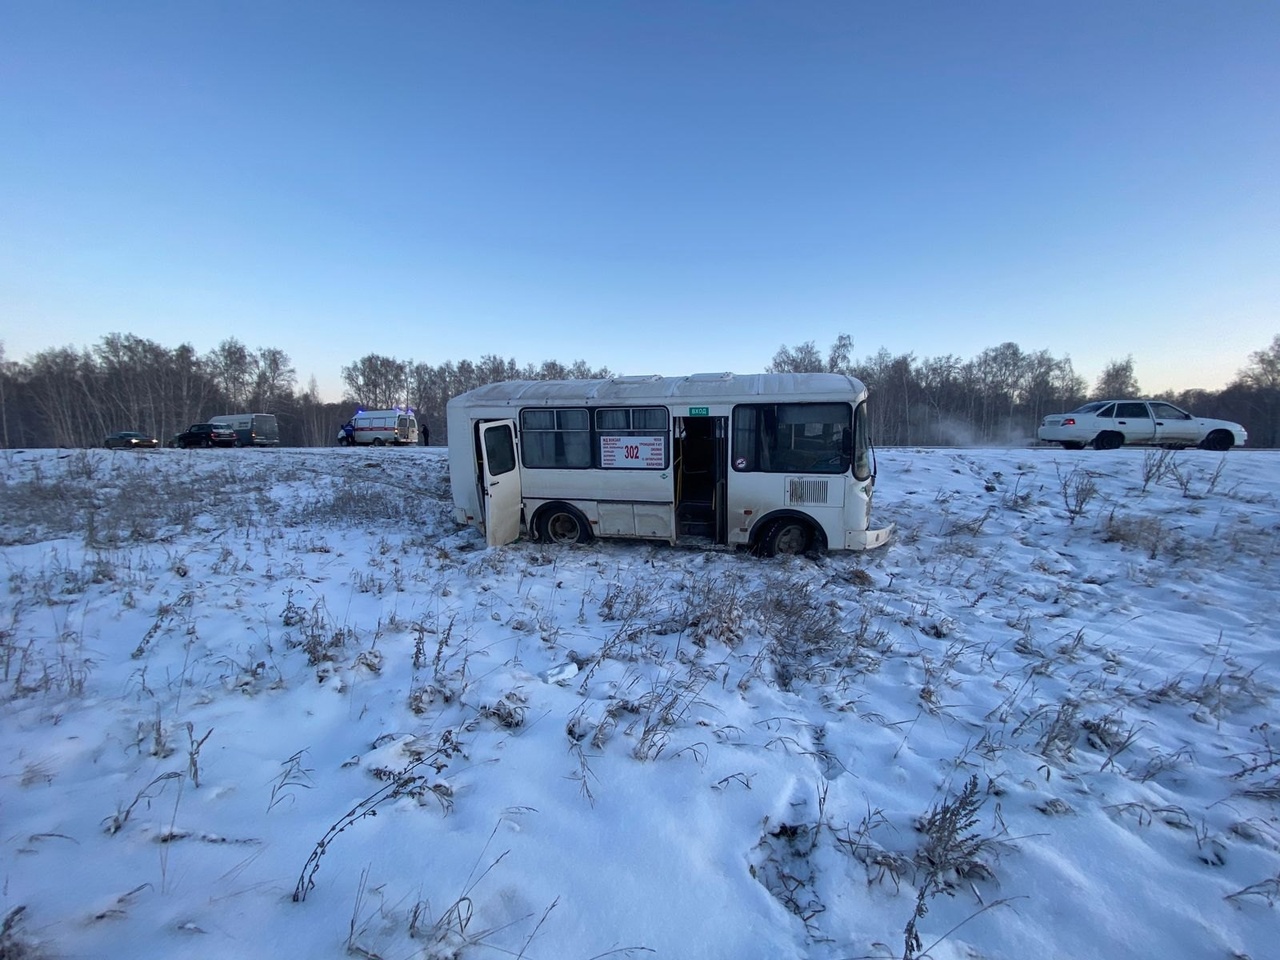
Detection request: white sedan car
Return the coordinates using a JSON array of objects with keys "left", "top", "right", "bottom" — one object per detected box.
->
[{"left": 1038, "top": 400, "right": 1247, "bottom": 451}]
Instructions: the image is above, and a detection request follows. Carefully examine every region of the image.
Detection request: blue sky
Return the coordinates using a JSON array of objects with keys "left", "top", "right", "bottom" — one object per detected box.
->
[{"left": 3, "top": 1, "right": 1277, "bottom": 401}]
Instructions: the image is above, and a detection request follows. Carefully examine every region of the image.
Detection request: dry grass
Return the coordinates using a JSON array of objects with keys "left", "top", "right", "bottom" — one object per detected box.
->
[{"left": 2, "top": 447, "right": 1277, "bottom": 959}]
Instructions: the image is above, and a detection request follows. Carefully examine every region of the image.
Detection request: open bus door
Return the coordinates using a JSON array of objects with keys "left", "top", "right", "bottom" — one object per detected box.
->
[
  {"left": 479, "top": 420, "right": 522, "bottom": 547},
  {"left": 674, "top": 416, "right": 727, "bottom": 544}
]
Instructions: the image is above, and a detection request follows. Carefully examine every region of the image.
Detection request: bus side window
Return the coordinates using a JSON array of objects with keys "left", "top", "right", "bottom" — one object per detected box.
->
[
  {"left": 520, "top": 408, "right": 591, "bottom": 468},
  {"left": 734, "top": 403, "right": 849, "bottom": 474}
]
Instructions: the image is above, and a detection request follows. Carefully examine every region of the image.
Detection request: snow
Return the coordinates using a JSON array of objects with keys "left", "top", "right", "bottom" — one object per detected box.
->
[{"left": 2, "top": 445, "right": 1278, "bottom": 960}]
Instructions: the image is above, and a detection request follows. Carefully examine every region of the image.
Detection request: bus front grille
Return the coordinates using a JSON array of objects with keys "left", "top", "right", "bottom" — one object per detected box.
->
[{"left": 786, "top": 478, "right": 831, "bottom": 506}]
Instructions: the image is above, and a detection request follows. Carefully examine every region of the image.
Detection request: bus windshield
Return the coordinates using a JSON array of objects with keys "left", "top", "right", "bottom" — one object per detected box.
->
[{"left": 853, "top": 400, "right": 873, "bottom": 481}]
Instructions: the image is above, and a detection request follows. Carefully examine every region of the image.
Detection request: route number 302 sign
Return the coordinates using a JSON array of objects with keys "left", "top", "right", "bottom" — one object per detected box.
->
[{"left": 599, "top": 435, "right": 665, "bottom": 469}]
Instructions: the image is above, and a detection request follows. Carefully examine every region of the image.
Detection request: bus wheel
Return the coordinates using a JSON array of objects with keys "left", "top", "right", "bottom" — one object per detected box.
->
[
  {"left": 538, "top": 506, "right": 592, "bottom": 545},
  {"left": 762, "top": 519, "right": 813, "bottom": 557},
  {"left": 372, "top": 438, "right": 385, "bottom": 447}
]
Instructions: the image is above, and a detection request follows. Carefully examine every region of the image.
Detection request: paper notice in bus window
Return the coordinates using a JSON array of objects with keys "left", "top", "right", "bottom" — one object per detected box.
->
[{"left": 599, "top": 435, "right": 665, "bottom": 468}]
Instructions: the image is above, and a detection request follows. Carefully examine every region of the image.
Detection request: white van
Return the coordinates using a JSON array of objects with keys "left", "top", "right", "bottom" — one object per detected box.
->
[{"left": 338, "top": 409, "right": 419, "bottom": 446}]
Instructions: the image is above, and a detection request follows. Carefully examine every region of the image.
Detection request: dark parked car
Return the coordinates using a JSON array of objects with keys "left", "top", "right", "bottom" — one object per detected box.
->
[
  {"left": 170, "top": 423, "right": 237, "bottom": 449},
  {"left": 104, "top": 431, "right": 159, "bottom": 449}
]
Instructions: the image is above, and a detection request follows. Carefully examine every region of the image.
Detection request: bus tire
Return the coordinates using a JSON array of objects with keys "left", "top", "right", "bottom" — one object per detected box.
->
[
  {"left": 536, "top": 505, "right": 593, "bottom": 546},
  {"left": 372, "top": 438, "right": 385, "bottom": 447},
  {"left": 761, "top": 518, "right": 814, "bottom": 557}
]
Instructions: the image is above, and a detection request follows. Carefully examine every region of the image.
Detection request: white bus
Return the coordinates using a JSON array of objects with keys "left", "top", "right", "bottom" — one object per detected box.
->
[
  {"left": 446, "top": 372, "right": 892, "bottom": 555},
  {"left": 338, "top": 408, "right": 419, "bottom": 446},
  {"left": 209, "top": 413, "right": 280, "bottom": 446}
]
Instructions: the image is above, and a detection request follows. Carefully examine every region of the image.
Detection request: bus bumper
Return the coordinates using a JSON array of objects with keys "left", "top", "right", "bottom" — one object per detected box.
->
[{"left": 847, "top": 524, "right": 894, "bottom": 551}]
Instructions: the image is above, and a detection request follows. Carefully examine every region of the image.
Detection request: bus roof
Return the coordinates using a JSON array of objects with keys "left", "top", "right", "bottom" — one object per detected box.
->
[{"left": 448, "top": 372, "right": 869, "bottom": 408}]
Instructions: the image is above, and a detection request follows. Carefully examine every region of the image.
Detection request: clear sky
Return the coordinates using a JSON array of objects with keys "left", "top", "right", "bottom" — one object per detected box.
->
[{"left": 3, "top": 1, "right": 1277, "bottom": 401}]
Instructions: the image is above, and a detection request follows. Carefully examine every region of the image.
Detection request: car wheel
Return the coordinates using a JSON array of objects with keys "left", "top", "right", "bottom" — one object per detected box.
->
[
  {"left": 1199, "top": 430, "right": 1234, "bottom": 452},
  {"left": 537, "top": 506, "right": 592, "bottom": 545},
  {"left": 372, "top": 438, "right": 386, "bottom": 447},
  {"left": 1092, "top": 431, "right": 1123, "bottom": 451},
  {"left": 761, "top": 518, "right": 813, "bottom": 557}
]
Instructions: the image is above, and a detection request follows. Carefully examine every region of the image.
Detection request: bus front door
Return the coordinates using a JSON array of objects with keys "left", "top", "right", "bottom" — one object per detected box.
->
[
  {"left": 675, "top": 416, "right": 727, "bottom": 544},
  {"left": 479, "top": 420, "right": 522, "bottom": 547}
]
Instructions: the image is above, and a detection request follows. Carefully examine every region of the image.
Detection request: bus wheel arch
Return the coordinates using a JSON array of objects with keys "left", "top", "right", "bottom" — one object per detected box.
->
[
  {"left": 752, "top": 511, "right": 825, "bottom": 557},
  {"left": 533, "top": 502, "right": 594, "bottom": 545}
]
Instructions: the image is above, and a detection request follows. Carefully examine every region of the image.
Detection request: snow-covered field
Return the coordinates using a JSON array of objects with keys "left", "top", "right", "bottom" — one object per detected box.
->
[{"left": 2, "top": 444, "right": 1278, "bottom": 960}]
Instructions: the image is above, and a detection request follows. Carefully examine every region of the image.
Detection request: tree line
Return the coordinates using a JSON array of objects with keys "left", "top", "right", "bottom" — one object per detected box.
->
[
  {"left": 768, "top": 334, "right": 1280, "bottom": 448},
  {"left": 1, "top": 333, "right": 1277, "bottom": 449},
  {"left": 0, "top": 336, "right": 612, "bottom": 448}
]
